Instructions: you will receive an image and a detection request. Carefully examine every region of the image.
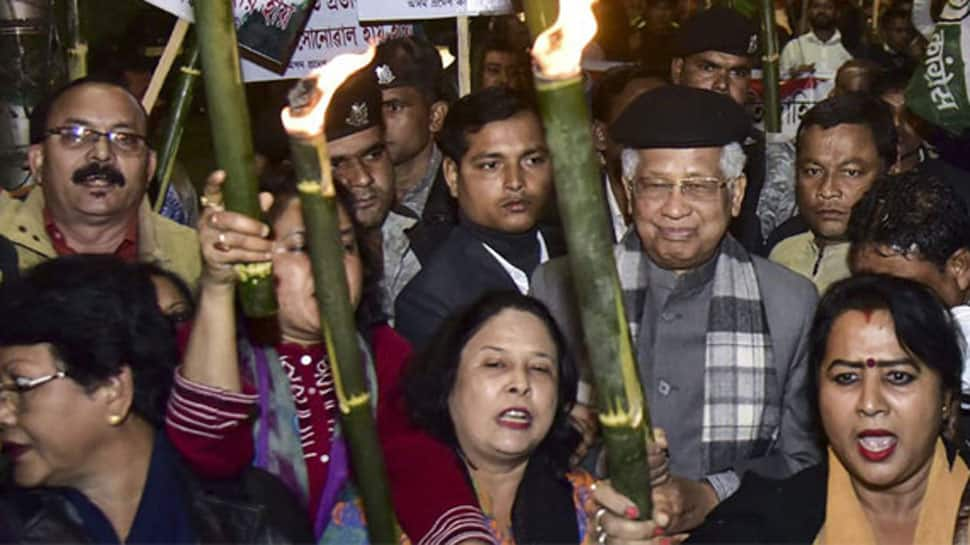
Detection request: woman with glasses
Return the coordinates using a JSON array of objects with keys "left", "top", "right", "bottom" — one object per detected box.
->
[{"left": 0, "top": 255, "right": 310, "bottom": 543}]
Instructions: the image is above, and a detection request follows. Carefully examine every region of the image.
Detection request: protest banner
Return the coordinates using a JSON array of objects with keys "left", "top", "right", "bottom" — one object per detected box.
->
[
  {"left": 356, "top": 0, "right": 513, "bottom": 21},
  {"left": 748, "top": 75, "right": 835, "bottom": 140},
  {"left": 144, "top": 0, "right": 412, "bottom": 82}
]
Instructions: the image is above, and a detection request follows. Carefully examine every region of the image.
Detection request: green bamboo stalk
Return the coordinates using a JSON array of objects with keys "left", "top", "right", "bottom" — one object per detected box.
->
[
  {"left": 759, "top": 0, "right": 782, "bottom": 132},
  {"left": 533, "top": 72, "right": 654, "bottom": 517},
  {"left": 65, "top": 0, "right": 87, "bottom": 80},
  {"left": 289, "top": 132, "right": 399, "bottom": 545},
  {"left": 153, "top": 39, "right": 201, "bottom": 212},
  {"left": 524, "top": 0, "right": 559, "bottom": 39},
  {"left": 194, "top": 0, "right": 277, "bottom": 318},
  {"left": 798, "top": 0, "right": 810, "bottom": 34}
]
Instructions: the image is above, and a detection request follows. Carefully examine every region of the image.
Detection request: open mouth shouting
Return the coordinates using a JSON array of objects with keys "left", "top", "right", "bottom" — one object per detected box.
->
[
  {"left": 857, "top": 429, "right": 897, "bottom": 462},
  {"left": 497, "top": 407, "right": 533, "bottom": 430}
]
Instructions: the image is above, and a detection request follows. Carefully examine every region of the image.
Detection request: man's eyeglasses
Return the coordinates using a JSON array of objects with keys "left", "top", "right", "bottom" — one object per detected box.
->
[
  {"left": 0, "top": 371, "right": 66, "bottom": 411},
  {"left": 633, "top": 176, "right": 732, "bottom": 202},
  {"left": 46, "top": 125, "right": 147, "bottom": 154}
]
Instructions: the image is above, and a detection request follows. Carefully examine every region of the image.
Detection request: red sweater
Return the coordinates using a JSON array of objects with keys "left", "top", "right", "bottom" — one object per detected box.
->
[{"left": 165, "top": 324, "right": 490, "bottom": 545}]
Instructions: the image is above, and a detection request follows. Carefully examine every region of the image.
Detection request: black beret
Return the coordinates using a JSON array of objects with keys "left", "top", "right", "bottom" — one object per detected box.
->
[
  {"left": 374, "top": 36, "right": 444, "bottom": 100},
  {"left": 324, "top": 66, "right": 383, "bottom": 142},
  {"left": 609, "top": 85, "right": 751, "bottom": 149},
  {"left": 674, "top": 7, "right": 760, "bottom": 58}
]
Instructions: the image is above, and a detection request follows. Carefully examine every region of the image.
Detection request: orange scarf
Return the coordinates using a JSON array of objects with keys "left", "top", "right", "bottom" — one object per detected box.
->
[{"left": 815, "top": 439, "right": 969, "bottom": 544}]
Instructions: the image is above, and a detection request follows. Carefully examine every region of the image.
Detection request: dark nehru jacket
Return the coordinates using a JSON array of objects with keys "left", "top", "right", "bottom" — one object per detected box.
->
[{"left": 395, "top": 215, "right": 561, "bottom": 350}]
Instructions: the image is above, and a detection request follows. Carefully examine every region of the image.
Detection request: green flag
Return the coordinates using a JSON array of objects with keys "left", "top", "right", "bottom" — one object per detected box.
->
[{"left": 906, "top": 0, "right": 970, "bottom": 134}]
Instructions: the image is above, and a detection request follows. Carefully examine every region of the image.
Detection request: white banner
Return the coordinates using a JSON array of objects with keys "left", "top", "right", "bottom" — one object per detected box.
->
[
  {"left": 356, "top": 0, "right": 513, "bottom": 21},
  {"left": 144, "top": 0, "right": 412, "bottom": 82},
  {"left": 748, "top": 74, "right": 836, "bottom": 141}
]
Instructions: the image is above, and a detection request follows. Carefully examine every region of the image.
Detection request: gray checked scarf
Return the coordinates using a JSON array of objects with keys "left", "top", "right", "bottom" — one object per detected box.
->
[{"left": 615, "top": 232, "right": 781, "bottom": 473}]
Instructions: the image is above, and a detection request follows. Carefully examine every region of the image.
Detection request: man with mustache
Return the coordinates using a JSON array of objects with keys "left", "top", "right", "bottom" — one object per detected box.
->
[
  {"left": 780, "top": 0, "right": 853, "bottom": 78},
  {"left": 325, "top": 71, "right": 395, "bottom": 236},
  {"left": 395, "top": 88, "right": 558, "bottom": 349},
  {"left": 314, "top": 67, "right": 399, "bottom": 325},
  {"left": 0, "top": 78, "right": 200, "bottom": 286},
  {"left": 769, "top": 94, "right": 895, "bottom": 293}
]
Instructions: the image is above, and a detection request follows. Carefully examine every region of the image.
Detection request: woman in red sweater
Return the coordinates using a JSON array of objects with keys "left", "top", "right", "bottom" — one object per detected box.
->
[{"left": 164, "top": 169, "right": 490, "bottom": 544}]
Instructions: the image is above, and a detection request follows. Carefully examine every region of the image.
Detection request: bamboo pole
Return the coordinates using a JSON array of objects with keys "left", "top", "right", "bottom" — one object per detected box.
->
[
  {"left": 798, "top": 0, "right": 810, "bottom": 34},
  {"left": 194, "top": 0, "right": 277, "bottom": 318},
  {"left": 457, "top": 16, "right": 471, "bottom": 96},
  {"left": 524, "top": 0, "right": 559, "bottom": 38},
  {"left": 287, "top": 125, "right": 399, "bottom": 545},
  {"left": 153, "top": 39, "right": 201, "bottom": 213},
  {"left": 528, "top": 0, "right": 654, "bottom": 517},
  {"left": 535, "top": 73, "right": 654, "bottom": 518},
  {"left": 143, "top": 18, "right": 191, "bottom": 115},
  {"left": 760, "top": 0, "right": 782, "bottom": 132},
  {"left": 65, "top": 0, "right": 87, "bottom": 80}
]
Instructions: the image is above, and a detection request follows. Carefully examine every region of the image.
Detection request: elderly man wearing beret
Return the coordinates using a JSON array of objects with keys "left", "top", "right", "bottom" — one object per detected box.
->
[{"left": 531, "top": 86, "right": 821, "bottom": 536}]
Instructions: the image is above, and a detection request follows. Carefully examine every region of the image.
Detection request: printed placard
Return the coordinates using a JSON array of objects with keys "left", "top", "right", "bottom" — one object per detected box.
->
[
  {"left": 144, "top": 0, "right": 412, "bottom": 82},
  {"left": 356, "top": 0, "right": 514, "bottom": 21},
  {"left": 748, "top": 75, "right": 836, "bottom": 140}
]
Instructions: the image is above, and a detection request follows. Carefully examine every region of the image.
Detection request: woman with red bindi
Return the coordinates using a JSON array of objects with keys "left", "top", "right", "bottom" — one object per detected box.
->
[{"left": 681, "top": 274, "right": 968, "bottom": 544}]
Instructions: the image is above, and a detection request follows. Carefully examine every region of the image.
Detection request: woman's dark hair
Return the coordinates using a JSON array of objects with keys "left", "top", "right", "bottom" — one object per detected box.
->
[
  {"left": 404, "top": 291, "right": 580, "bottom": 475},
  {"left": 809, "top": 274, "right": 963, "bottom": 400},
  {"left": 0, "top": 255, "right": 179, "bottom": 426},
  {"left": 133, "top": 261, "right": 196, "bottom": 321}
]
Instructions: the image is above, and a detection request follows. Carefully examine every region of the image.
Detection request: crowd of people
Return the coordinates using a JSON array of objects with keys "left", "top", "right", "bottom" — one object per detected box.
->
[{"left": 1, "top": 0, "right": 970, "bottom": 543}]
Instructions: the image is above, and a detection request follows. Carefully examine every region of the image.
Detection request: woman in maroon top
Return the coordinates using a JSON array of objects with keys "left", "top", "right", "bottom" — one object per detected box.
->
[{"left": 164, "top": 169, "right": 491, "bottom": 544}]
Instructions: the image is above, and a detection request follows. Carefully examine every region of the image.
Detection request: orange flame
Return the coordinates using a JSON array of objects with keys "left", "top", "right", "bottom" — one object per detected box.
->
[
  {"left": 532, "top": 0, "right": 599, "bottom": 80},
  {"left": 280, "top": 46, "right": 377, "bottom": 137}
]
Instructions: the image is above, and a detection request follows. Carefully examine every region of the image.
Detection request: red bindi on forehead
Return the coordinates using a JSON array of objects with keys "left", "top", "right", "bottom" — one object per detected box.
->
[{"left": 866, "top": 357, "right": 876, "bottom": 368}]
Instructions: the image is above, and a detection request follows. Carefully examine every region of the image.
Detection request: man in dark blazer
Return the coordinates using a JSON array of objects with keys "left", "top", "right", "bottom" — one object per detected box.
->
[{"left": 394, "top": 88, "right": 559, "bottom": 349}]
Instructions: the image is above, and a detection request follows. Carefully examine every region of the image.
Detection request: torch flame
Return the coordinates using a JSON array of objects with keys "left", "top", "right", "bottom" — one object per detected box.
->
[
  {"left": 281, "top": 45, "right": 377, "bottom": 137},
  {"left": 531, "top": 0, "right": 599, "bottom": 80}
]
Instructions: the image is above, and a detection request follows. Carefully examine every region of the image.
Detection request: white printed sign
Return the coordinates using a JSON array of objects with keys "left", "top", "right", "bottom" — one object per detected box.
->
[
  {"left": 144, "top": 0, "right": 412, "bottom": 82},
  {"left": 356, "top": 0, "right": 514, "bottom": 21},
  {"left": 748, "top": 74, "right": 836, "bottom": 141}
]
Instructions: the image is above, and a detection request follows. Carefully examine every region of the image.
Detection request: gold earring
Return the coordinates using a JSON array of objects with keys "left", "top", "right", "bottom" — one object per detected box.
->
[{"left": 107, "top": 414, "right": 124, "bottom": 426}]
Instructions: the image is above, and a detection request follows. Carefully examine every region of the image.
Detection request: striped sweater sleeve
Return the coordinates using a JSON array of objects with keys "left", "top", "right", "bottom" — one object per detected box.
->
[
  {"left": 371, "top": 325, "right": 495, "bottom": 545},
  {"left": 165, "top": 367, "right": 259, "bottom": 479}
]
